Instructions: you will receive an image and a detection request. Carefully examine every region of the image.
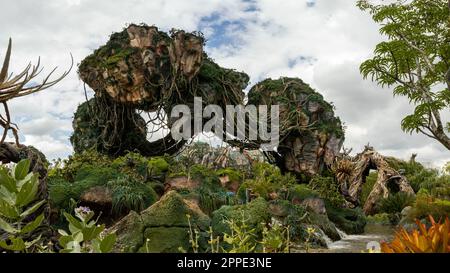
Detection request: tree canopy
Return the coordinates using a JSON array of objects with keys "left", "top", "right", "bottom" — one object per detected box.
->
[{"left": 358, "top": 0, "right": 450, "bottom": 150}]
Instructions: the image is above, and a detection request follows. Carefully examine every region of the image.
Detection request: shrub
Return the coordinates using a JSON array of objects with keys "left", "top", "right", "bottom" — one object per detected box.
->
[
  {"left": 236, "top": 163, "right": 296, "bottom": 202},
  {"left": 48, "top": 166, "right": 120, "bottom": 211},
  {"left": 0, "top": 159, "right": 46, "bottom": 252},
  {"left": 147, "top": 157, "right": 170, "bottom": 177},
  {"left": 376, "top": 192, "right": 415, "bottom": 214},
  {"left": 58, "top": 206, "right": 116, "bottom": 253},
  {"left": 289, "top": 184, "right": 319, "bottom": 201},
  {"left": 49, "top": 149, "right": 110, "bottom": 181},
  {"left": 366, "top": 213, "right": 391, "bottom": 225},
  {"left": 308, "top": 176, "right": 344, "bottom": 207},
  {"left": 408, "top": 193, "right": 450, "bottom": 221},
  {"left": 107, "top": 175, "right": 158, "bottom": 215},
  {"left": 360, "top": 171, "right": 377, "bottom": 204}
]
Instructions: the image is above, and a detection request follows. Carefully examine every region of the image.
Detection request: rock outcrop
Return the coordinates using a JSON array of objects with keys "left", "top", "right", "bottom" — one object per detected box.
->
[
  {"left": 247, "top": 78, "right": 345, "bottom": 176},
  {"left": 108, "top": 191, "right": 210, "bottom": 253}
]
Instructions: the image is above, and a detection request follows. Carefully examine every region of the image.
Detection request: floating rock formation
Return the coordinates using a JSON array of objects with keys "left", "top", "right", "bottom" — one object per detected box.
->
[{"left": 247, "top": 78, "right": 345, "bottom": 176}]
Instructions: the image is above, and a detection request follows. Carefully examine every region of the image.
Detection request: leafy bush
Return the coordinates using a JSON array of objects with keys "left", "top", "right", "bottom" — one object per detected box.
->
[
  {"left": 216, "top": 168, "right": 243, "bottom": 183},
  {"left": 408, "top": 193, "right": 450, "bottom": 221},
  {"left": 0, "top": 159, "right": 46, "bottom": 252},
  {"left": 58, "top": 206, "right": 116, "bottom": 253},
  {"left": 308, "top": 176, "right": 344, "bottom": 207},
  {"left": 366, "top": 213, "right": 391, "bottom": 225},
  {"left": 48, "top": 166, "right": 120, "bottom": 211},
  {"left": 237, "top": 163, "right": 296, "bottom": 202},
  {"left": 325, "top": 202, "right": 367, "bottom": 234},
  {"left": 49, "top": 150, "right": 110, "bottom": 181},
  {"left": 376, "top": 192, "right": 415, "bottom": 214},
  {"left": 289, "top": 184, "right": 319, "bottom": 201},
  {"left": 107, "top": 175, "right": 158, "bottom": 215},
  {"left": 360, "top": 171, "right": 377, "bottom": 204},
  {"left": 147, "top": 157, "right": 170, "bottom": 177}
]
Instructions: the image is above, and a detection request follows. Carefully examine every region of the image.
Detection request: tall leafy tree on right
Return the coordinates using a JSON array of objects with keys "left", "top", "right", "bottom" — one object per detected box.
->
[{"left": 358, "top": 0, "right": 450, "bottom": 150}]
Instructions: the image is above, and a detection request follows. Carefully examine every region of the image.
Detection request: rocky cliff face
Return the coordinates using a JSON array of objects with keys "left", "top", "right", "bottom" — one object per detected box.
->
[{"left": 247, "top": 78, "right": 345, "bottom": 176}]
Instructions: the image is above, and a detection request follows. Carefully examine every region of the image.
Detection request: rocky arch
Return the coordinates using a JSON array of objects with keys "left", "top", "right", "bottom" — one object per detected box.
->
[{"left": 333, "top": 146, "right": 415, "bottom": 215}]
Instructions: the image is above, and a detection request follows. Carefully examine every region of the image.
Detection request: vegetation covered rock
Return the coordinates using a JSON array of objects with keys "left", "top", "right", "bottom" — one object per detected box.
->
[
  {"left": 109, "top": 191, "right": 210, "bottom": 253},
  {"left": 247, "top": 77, "right": 344, "bottom": 177}
]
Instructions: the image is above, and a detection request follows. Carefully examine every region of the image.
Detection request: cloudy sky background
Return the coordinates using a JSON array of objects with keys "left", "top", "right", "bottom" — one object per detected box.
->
[{"left": 1, "top": 0, "right": 449, "bottom": 168}]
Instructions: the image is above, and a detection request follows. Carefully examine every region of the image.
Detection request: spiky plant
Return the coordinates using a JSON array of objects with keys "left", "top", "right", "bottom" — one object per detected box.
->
[
  {"left": 0, "top": 38, "right": 72, "bottom": 144},
  {"left": 381, "top": 216, "right": 450, "bottom": 253}
]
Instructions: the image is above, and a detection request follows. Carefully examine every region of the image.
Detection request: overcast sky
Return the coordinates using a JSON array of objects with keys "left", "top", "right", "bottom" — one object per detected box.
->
[{"left": 1, "top": 0, "right": 449, "bottom": 168}]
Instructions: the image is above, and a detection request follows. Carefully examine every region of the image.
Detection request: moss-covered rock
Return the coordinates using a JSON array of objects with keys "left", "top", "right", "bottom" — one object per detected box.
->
[
  {"left": 325, "top": 203, "right": 367, "bottom": 234},
  {"left": 211, "top": 197, "right": 270, "bottom": 236},
  {"left": 138, "top": 227, "right": 190, "bottom": 253},
  {"left": 248, "top": 77, "right": 344, "bottom": 177},
  {"left": 109, "top": 211, "right": 145, "bottom": 253},
  {"left": 140, "top": 191, "right": 210, "bottom": 229},
  {"left": 110, "top": 191, "right": 210, "bottom": 253}
]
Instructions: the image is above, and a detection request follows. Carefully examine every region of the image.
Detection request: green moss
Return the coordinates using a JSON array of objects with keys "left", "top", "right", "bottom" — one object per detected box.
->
[
  {"left": 289, "top": 184, "right": 319, "bottom": 201},
  {"left": 308, "top": 176, "right": 345, "bottom": 207},
  {"left": 366, "top": 213, "right": 391, "bottom": 225},
  {"left": 147, "top": 157, "right": 170, "bottom": 176},
  {"left": 110, "top": 211, "right": 145, "bottom": 253},
  {"left": 211, "top": 197, "right": 270, "bottom": 236},
  {"left": 216, "top": 168, "right": 242, "bottom": 183},
  {"left": 325, "top": 202, "right": 367, "bottom": 234},
  {"left": 140, "top": 191, "right": 210, "bottom": 229},
  {"left": 139, "top": 227, "right": 190, "bottom": 253}
]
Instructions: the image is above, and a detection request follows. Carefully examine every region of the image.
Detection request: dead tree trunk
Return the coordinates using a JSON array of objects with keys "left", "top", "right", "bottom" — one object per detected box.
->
[{"left": 334, "top": 146, "right": 415, "bottom": 215}]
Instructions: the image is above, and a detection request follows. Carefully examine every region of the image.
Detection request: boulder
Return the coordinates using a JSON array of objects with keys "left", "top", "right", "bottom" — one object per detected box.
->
[
  {"left": 211, "top": 197, "right": 270, "bottom": 236},
  {"left": 325, "top": 203, "right": 367, "bottom": 234},
  {"left": 301, "top": 198, "right": 327, "bottom": 215},
  {"left": 109, "top": 191, "right": 210, "bottom": 253}
]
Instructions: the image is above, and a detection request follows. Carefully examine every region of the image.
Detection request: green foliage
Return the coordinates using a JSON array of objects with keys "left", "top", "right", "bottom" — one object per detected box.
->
[
  {"left": 360, "top": 171, "right": 377, "bottom": 204},
  {"left": 237, "top": 163, "right": 296, "bottom": 202},
  {"left": 212, "top": 197, "right": 270, "bottom": 236},
  {"left": 0, "top": 159, "right": 46, "bottom": 252},
  {"left": 377, "top": 192, "right": 416, "bottom": 214},
  {"left": 147, "top": 157, "right": 170, "bottom": 177},
  {"left": 111, "top": 152, "right": 150, "bottom": 180},
  {"left": 308, "top": 176, "right": 345, "bottom": 207},
  {"left": 407, "top": 192, "right": 450, "bottom": 221},
  {"left": 49, "top": 150, "right": 110, "bottom": 181},
  {"left": 366, "top": 213, "right": 392, "bottom": 225},
  {"left": 325, "top": 202, "right": 367, "bottom": 234},
  {"left": 107, "top": 175, "right": 158, "bottom": 215},
  {"left": 216, "top": 168, "right": 243, "bottom": 183},
  {"left": 289, "top": 184, "right": 319, "bottom": 201},
  {"left": 358, "top": 0, "right": 450, "bottom": 149},
  {"left": 185, "top": 212, "right": 290, "bottom": 253},
  {"left": 58, "top": 207, "right": 116, "bottom": 253},
  {"left": 48, "top": 166, "right": 120, "bottom": 211}
]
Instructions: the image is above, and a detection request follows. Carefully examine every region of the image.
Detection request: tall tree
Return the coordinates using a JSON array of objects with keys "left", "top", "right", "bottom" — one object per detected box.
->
[{"left": 358, "top": 0, "right": 450, "bottom": 150}]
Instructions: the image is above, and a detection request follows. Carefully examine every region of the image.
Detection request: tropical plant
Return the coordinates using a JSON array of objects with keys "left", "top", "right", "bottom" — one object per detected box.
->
[
  {"left": 58, "top": 206, "right": 116, "bottom": 253},
  {"left": 358, "top": 0, "right": 450, "bottom": 150},
  {"left": 0, "top": 38, "right": 71, "bottom": 145},
  {"left": 377, "top": 192, "right": 416, "bottom": 214},
  {"left": 107, "top": 175, "right": 158, "bottom": 215},
  {"left": 260, "top": 221, "right": 290, "bottom": 253},
  {"left": 381, "top": 216, "right": 450, "bottom": 253},
  {"left": 0, "top": 159, "right": 46, "bottom": 252},
  {"left": 408, "top": 192, "right": 450, "bottom": 221},
  {"left": 308, "top": 176, "right": 345, "bottom": 207}
]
